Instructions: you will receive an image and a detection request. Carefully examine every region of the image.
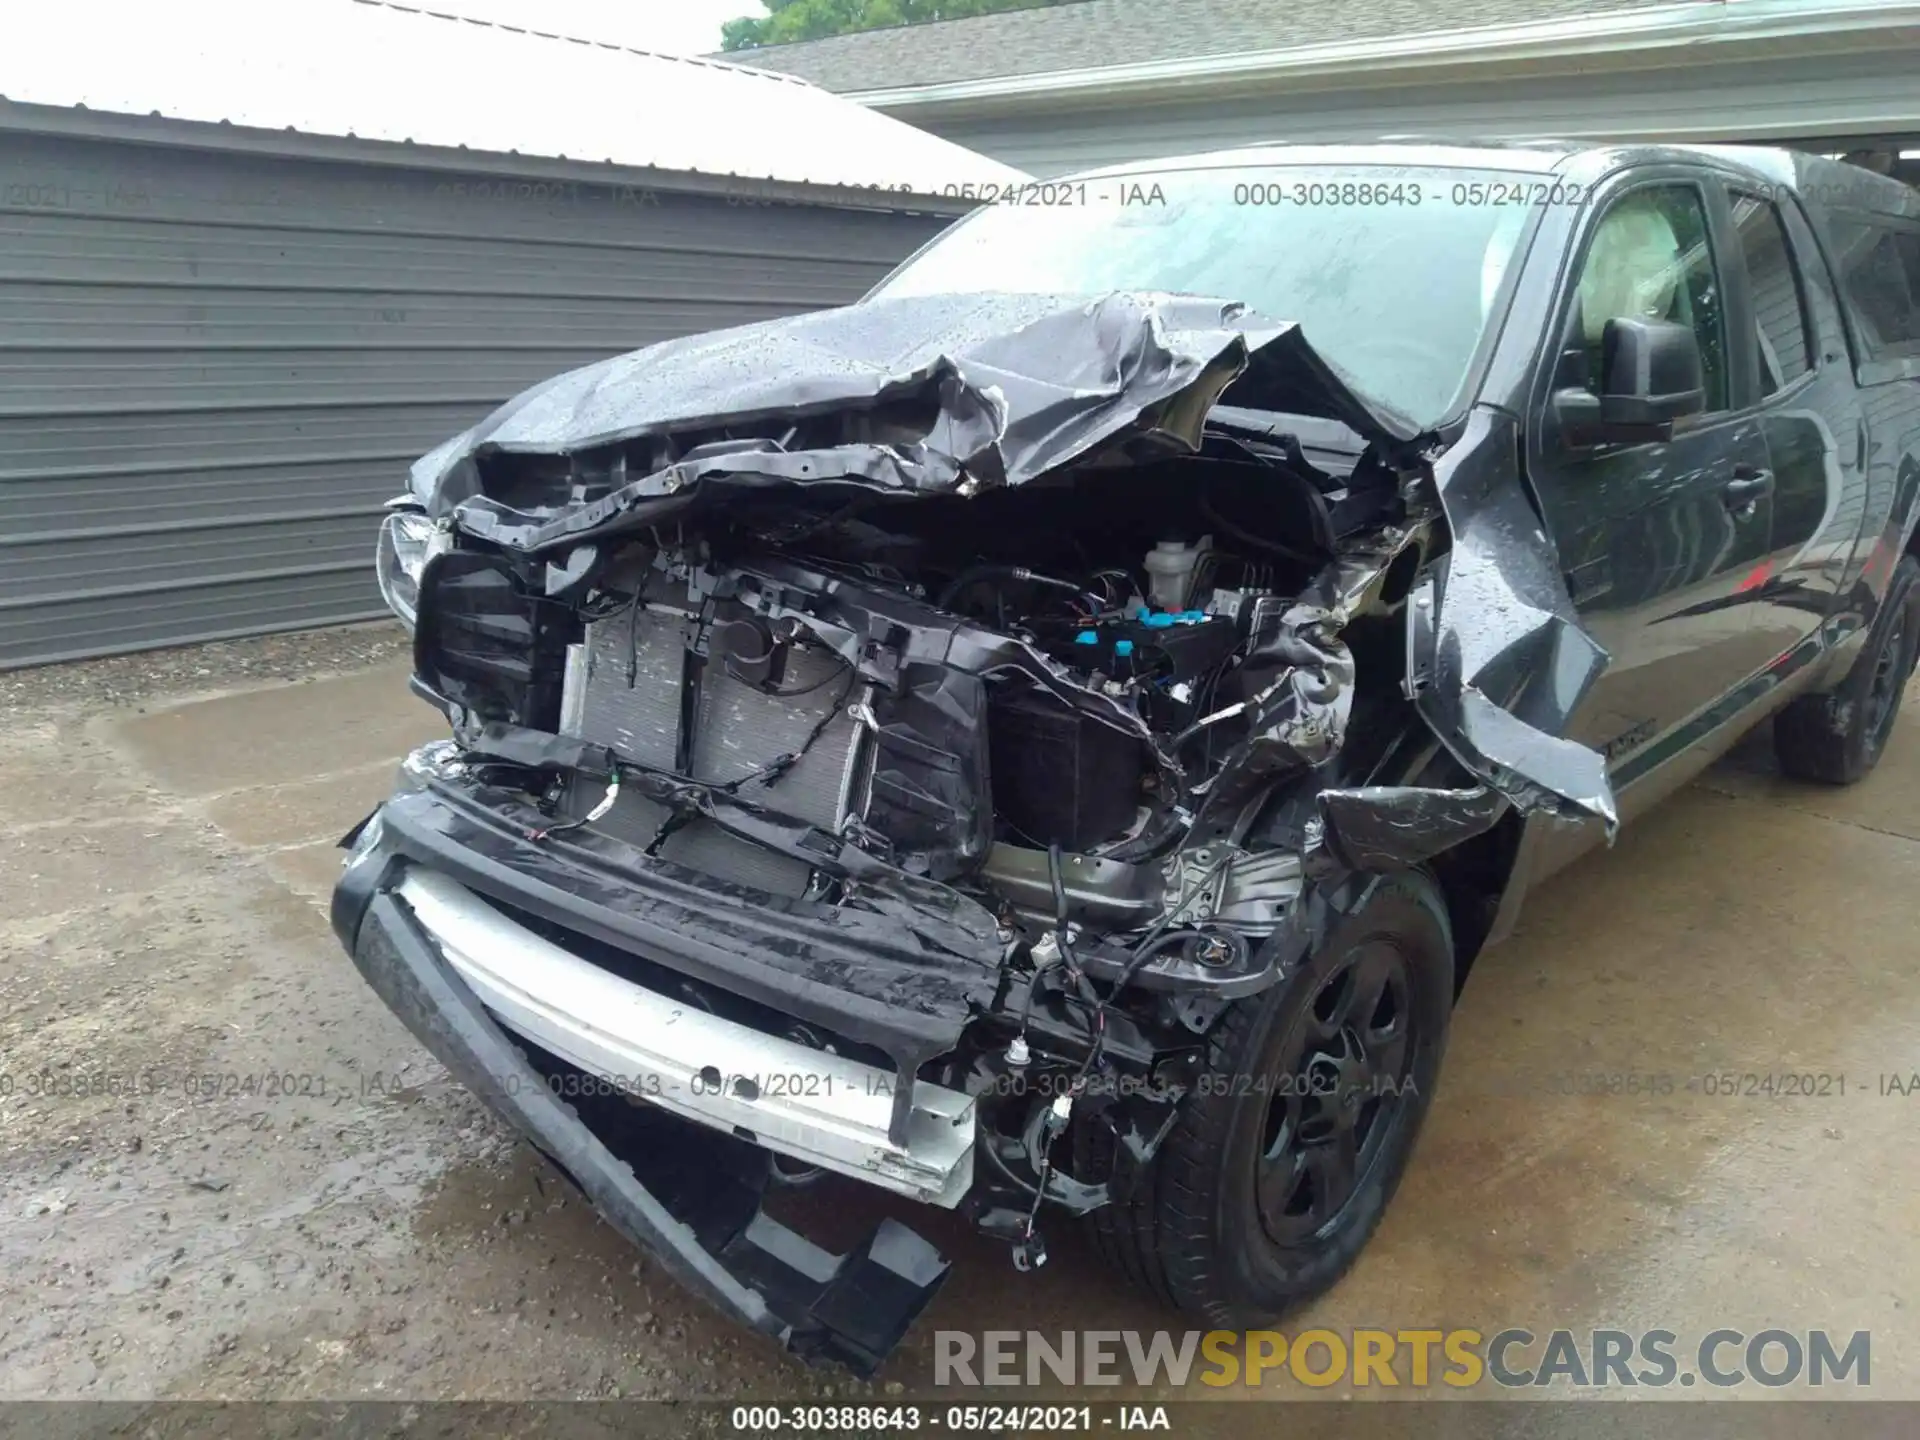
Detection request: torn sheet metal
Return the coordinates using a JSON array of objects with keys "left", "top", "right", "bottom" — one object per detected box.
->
[
  {"left": 410, "top": 290, "right": 1615, "bottom": 867},
  {"left": 1416, "top": 407, "right": 1618, "bottom": 833},
  {"left": 412, "top": 290, "right": 1426, "bottom": 550},
  {"left": 1189, "top": 527, "right": 1420, "bottom": 840},
  {"left": 1308, "top": 784, "right": 1506, "bottom": 877}
]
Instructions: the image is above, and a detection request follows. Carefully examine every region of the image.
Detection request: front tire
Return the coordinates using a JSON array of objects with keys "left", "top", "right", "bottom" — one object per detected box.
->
[
  {"left": 1774, "top": 554, "right": 1920, "bottom": 785},
  {"left": 1086, "top": 870, "right": 1453, "bottom": 1325}
]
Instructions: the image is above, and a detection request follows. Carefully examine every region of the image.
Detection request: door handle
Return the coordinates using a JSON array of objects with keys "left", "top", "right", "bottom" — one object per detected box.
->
[{"left": 1722, "top": 466, "right": 1774, "bottom": 510}]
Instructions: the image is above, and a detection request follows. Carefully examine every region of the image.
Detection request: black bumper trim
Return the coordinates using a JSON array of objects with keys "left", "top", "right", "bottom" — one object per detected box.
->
[
  {"left": 340, "top": 785, "right": 1002, "bottom": 1111},
  {"left": 348, "top": 886, "right": 948, "bottom": 1375}
]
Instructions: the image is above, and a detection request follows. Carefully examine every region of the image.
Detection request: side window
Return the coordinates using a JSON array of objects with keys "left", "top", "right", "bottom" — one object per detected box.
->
[
  {"left": 1903, "top": 230, "right": 1920, "bottom": 309},
  {"left": 1828, "top": 214, "right": 1919, "bottom": 356},
  {"left": 1567, "top": 184, "right": 1728, "bottom": 412},
  {"left": 1730, "top": 193, "right": 1814, "bottom": 392}
]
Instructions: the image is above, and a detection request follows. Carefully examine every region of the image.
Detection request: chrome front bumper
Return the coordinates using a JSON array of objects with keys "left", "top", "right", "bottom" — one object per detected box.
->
[{"left": 395, "top": 869, "right": 977, "bottom": 1207}]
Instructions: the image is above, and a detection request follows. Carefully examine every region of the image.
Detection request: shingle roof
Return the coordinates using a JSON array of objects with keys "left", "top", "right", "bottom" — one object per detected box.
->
[{"left": 729, "top": 0, "right": 1676, "bottom": 93}]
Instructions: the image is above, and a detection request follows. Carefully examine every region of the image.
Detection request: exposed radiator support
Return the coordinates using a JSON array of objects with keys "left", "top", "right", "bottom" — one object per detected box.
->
[{"left": 559, "top": 593, "right": 872, "bottom": 897}]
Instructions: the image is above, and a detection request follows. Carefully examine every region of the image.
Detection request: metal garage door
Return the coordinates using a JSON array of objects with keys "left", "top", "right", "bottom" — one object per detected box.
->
[{"left": 0, "top": 132, "right": 950, "bottom": 667}]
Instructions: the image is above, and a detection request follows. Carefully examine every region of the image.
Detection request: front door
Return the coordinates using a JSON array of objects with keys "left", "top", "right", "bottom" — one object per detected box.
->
[{"left": 1525, "top": 176, "right": 1778, "bottom": 794}]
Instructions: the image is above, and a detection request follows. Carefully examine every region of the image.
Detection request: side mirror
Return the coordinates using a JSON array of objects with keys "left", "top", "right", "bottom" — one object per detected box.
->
[
  {"left": 1599, "top": 317, "right": 1704, "bottom": 426},
  {"left": 1553, "top": 317, "right": 1705, "bottom": 445}
]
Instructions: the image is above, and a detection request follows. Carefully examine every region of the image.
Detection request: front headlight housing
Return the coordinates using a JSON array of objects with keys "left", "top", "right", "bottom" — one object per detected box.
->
[{"left": 375, "top": 508, "right": 446, "bottom": 628}]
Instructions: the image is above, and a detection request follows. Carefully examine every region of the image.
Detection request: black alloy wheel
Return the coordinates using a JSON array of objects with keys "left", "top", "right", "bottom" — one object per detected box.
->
[
  {"left": 1776, "top": 553, "right": 1920, "bottom": 785},
  {"left": 1255, "top": 938, "right": 1416, "bottom": 1246},
  {"left": 1083, "top": 869, "right": 1453, "bottom": 1326},
  {"left": 1863, "top": 596, "right": 1911, "bottom": 764}
]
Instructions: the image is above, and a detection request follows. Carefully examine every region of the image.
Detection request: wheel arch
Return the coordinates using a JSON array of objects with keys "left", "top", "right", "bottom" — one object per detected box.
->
[{"left": 1426, "top": 807, "right": 1527, "bottom": 997}]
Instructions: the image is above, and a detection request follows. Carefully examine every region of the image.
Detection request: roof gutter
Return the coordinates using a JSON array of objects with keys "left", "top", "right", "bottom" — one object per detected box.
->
[{"left": 846, "top": 0, "right": 1920, "bottom": 113}]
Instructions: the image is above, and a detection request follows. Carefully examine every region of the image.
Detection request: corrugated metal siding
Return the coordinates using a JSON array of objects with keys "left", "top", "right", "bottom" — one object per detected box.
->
[
  {"left": 1752, "top": 264, "right": 1808, "bottom": 376},
  {"left": 0, "top": 131, "right": 952, "bottom": 667},
  {"left": 909, "top": 47, "right": 1920, "bottom": 177}
]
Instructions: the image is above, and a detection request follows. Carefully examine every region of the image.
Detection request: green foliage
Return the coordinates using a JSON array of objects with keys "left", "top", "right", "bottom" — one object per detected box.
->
[{"left": 721, "top": 0, "right": 1074, "bottom": 52}]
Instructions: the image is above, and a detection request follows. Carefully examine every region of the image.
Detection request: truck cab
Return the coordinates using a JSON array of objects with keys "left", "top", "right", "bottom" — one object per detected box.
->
[{"left": 337, "top": 141, "right": 1920, "bottom": 1370}]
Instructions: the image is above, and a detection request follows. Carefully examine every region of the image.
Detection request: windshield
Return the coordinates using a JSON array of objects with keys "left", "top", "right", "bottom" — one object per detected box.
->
[{"left": 872, "top": 164, "right": 1545, "bottom": 426}]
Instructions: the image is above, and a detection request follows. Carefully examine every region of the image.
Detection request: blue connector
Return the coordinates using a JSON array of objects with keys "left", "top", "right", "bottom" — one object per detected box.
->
[{"left": 1136, "top": 608, "right": 1210, "bottom": 629}]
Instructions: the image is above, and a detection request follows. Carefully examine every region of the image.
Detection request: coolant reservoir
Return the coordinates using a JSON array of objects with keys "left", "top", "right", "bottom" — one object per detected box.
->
[{"left": 1145, "top": 537, "right": 1211, "bottom": 611}]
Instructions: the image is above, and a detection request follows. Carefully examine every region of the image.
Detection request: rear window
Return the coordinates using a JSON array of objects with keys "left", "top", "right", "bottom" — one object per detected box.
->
[
  {"left": 1730, "top": 194, "right": 1814, "bottom": 391},
  {"left": 1828, "top": 213, "right": 1920, "bottom": 357}
]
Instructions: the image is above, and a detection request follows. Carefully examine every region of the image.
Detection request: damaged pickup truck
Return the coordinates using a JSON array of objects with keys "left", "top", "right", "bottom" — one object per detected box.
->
[{"left": 334, "top": 142, "right": 1920, "bottom": 1371}]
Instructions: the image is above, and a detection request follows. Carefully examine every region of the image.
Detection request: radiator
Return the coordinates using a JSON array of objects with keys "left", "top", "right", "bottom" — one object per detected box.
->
[{"left": 561, "top": 596, "right": 869, "bottom": 897}]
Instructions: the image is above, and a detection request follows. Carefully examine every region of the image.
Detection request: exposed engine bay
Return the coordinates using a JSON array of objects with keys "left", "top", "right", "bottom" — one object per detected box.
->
[
  {"left": 436, "top": 422, "right": 1416, "bottom": 900},
  {"left": 408, "top": 418, "right": 1465, "bottom": 1269},
  {"left": 381, "top": 290, "right": 1618, "bottom": 1282}
]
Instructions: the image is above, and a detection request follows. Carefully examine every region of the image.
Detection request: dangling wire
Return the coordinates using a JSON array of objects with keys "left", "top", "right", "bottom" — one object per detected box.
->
[
  {"left": 528, "top": 768, "right": 622, "bottom": 843},
  {"left": 623, "top": 576, "right": 651, "bottom": 690},
  {"left": 720, "top": 665, "right": 859, "bottom": 794}
]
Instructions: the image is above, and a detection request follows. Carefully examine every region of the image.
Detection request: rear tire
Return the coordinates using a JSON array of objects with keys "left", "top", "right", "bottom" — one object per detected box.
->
[
  {"left": 1774, "top": 554, "right": 1920, "bottom": 785},
  {"left": 1084, "top": 870, "right": 1452, "bottom": 1325}
]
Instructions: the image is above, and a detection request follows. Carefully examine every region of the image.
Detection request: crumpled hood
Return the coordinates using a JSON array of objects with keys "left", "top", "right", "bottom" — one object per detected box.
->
[
  {"left": 403, "top": 291, "right": 1619, "bottom": 840},
  {"left": 409, "top": 290, "right": 1425, "bottom": 515}
]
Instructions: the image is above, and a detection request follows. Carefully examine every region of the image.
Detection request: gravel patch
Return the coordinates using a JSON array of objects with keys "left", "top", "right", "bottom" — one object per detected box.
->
[{"left": 1, "top": 624, "right": 411, "bottom": 715}]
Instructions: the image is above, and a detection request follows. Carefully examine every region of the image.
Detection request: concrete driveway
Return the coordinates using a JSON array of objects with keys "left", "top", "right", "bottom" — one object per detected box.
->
[{"left": 3, "top": 623, "right": 1916, "bottom": 1406}]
